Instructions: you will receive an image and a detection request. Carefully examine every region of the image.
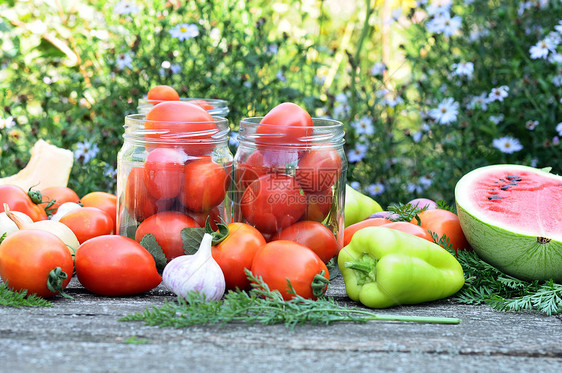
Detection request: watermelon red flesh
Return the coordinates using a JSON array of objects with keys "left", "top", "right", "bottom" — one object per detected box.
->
[{"left": 469, "top": 169, "right": 562, "bottom": 239}]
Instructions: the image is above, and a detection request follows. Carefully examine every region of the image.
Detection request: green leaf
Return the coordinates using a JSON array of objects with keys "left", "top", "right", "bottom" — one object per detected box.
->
[
  {"left": 139, "top": 234, "right": 167, "bottom": 273},
  {"left": 181, "top": 227, "right": 206, "bottom": 255},
  {"left": 0, "top": 232, "right": 6, "bottom": 245},
  {"left": 0, "top": 282, "right": 52, "bottom": 308}
]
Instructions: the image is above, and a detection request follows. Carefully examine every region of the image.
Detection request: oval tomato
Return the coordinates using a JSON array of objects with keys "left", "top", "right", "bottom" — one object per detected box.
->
[
  {"left": 147, "top": 85, "right": 180, "bottom": 102},
  {"left": 75, "top": 235, "right": 162, "bottom": 296},
  {"left": 240, "top": 174, "right": 306, "bottom": 234},
  {"left": 251, "top": 240, "right": 329, "bottom": 300},
  {"left": 81, "top": 191, "right": 118, "bottom": 233},
  {"left": 134, "top": 211, "right": 199, "bottom": 261},
  {"left": 0, "top": 185, "right": 47, "bottom": 222},
  {"left": 303, "top": 188, "right": 333, "bottom": 222},
  {"left": 125, "top": 167, "right": 172, "bottom": 222},
  {"left": 0, "top": 230, "right": 73, "bottom": 298},
  {"left": 296, "top": 148, "right": 342, "bottom": 192},
  {"left": 343, "top": 218, "right": 393, "bottom": 247},
  {"left": 380, "top": 221, "right": 433, "bottom": 242},
  {"left": 39, "top": 186, "right": 80, "bottom": 214},
  {"left": 143, "top": 148, "right": 187, "bottom": 200},
  {"left": 272, "top": 221, "right": 338, "bottom": 263},
  {"left": 59, "top": 206, "right": 114, "bottom": 244},
  {"left": 211, "top": 223, "right": 266, "bottom": 290},
  {"left": 413, "top": 209, "right": 469, "bottom": 253},
  {"left": 178, "top": 157, "right": 228, "bottom": 212},
  {"left": 256, "top": 102, "right": 313, "bottom": 148}
]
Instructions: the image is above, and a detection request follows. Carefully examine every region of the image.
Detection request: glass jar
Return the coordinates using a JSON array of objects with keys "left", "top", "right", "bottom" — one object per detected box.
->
[
  {"left": 116, "top": 114, "right": 232, "bottom": 260},
  {"left": 230, "top": 117, "right": 347, "bottom": 249},
  {"left": 137, "top": 98, "right": 229, "bottom": 117}
]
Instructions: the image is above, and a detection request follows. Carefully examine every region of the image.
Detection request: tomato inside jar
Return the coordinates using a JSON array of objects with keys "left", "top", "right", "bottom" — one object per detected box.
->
[
  {"left": 116, "top": 102, "right": 232, "bottom": 262},
  {"left": 230, "top": 105, "right": 347, "bottom": 260}
]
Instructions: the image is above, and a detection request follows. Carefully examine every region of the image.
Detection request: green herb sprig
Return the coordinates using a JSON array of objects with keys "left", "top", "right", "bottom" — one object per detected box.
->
[
  {"left": 431, "top": 232, "right": 562, "bottom": 315},
  {"left": 0, "top": 282, "right": 52, "bottom": 308},
  {"left": 121, "top": 270, "right": 460, "bottom": 328}
]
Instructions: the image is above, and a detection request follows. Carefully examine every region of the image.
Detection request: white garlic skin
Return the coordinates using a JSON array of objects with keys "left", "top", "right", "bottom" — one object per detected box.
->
[{"left": 162, "top": 234, "right": 225, "bottom": 301}]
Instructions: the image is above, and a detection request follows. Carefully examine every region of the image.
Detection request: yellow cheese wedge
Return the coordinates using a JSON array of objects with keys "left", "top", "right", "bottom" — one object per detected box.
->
[{"left": 0, "top": 139, "right": 74, "bottom": 190}]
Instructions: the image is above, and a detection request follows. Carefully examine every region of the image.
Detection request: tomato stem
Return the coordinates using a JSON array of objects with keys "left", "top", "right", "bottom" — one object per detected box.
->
[
  {"left": 311, "top": 270, "right": 330, "bottom": 298},
  {"left": 47, "top": 267, "right": 73, "bottom": 299}
]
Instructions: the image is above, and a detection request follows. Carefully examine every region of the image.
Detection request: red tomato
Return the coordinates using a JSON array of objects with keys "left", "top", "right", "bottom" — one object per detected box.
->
[
  {"left": 272, "top": 221, "right": 338, "bottom": 263},
  {"left": 145, "top": 102, "right": 217, "bottom": 156},
  {"left": 75, "top": 235, "right": 162, "bottom": 296},
  {"left": 0, "top": 230, "right": 73, "bottom": 297},
  {"left": 59, "top": 207, "right": 114, "bottom": 244},
  {"left": 296, "top": 148, "right": 342, "bottom": 192},
  {"left": 303, "top": 188, "right": 333, "bottom": 222},
  {"left": 251, "top": 240, "right": 329, "bottom": 300},
  {"left": 343, "top": 218, "right": 393, "bottom": 247},
  {"left": 413, "top": 209, "right": 469, "bottom": 253},
  {"left": 189, "top": 99, "right": 214, "bottom": 111},
  {"left": 39, "top": 186, "right": 80, "bottom": 214},
  {"left": 380, "top": 221, "right": 433, "bottom": 242},
  {"left": 211, "top": 223, "right": 266, "bottom": 290},
  {"left": 134, "top": 211, "right": 199, "bottom": 261},
  {"left": 182, "top": 206, "right": 221, "bottom": 231},
  {"left": 0, "top": 185, "right": 47, "bottom": 221},
  {"left": 234, "top": 150, "right": 299, "bottom": 190},
  {"left": 256, "top": 103, "right": 313, "bottom": 148},
  {"left": 81, "top": 191, "right": 118, "bottom": 233},
  {"left": 125, "top": 167, "right": 169, "bottom": 222},
  {"left": 143, "top": 148, "right": 187, "bottom": 200},
  {"left": 178, "top": 157, "right": 228, "bottom": 212},
  {"left": 147, "top": 85, "right": 180, "bottom": 102},
  {"left": 240, "top": 174, "right": 306, "bottom": 233}
]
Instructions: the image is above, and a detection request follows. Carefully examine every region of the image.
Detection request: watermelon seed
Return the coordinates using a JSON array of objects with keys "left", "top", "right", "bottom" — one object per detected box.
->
[
  {"left": 507, "top": 182, "right": 518, "bottom": 185},
  {"left": 499, "top": 178, "right": 506, "bottom": 182},
  {"left": 506, "top": 175, "right": 521, "bottom": 180},
  {"left": 500, "top": 186, "right": 510, "bottom": 190},
  {"left": 537, "top": 237, "right": 551, "bottom": 244},
  {"left": 487, "top": 196, "right": 502, "bottom": 200}
]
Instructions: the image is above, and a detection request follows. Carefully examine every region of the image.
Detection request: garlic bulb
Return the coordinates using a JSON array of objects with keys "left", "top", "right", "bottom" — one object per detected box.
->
[
  {"left": 162, "top": 233, "right": 225, "bottom": 301},
  {"left": 0, "top": 209, "right": 33, "bottom": 238},
  {"left": 51, "top": 202, "right": 81, "bottom": 222}
]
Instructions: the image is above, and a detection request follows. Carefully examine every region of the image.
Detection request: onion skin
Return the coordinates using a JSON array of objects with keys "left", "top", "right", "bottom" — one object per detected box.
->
[
  {"left": 0, "top": 210, "right": 33, "bottom": 238},
  {"left": 162, "top": 234, "right": 225, "bottom": 301}
]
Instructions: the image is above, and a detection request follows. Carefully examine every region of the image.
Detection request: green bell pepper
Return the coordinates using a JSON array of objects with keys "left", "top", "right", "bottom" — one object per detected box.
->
[
  {"left": 338, "top": 226, "right": 464, "bottom": 308},
  {"left": 344, "top": 184, "right": 383, "bottom": 227}
]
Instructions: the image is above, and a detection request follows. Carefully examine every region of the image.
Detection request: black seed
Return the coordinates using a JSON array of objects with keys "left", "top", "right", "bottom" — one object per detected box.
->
[
  {"left": 507, "top": 182, "right": 518, "bottom": 185},
  {"left": 500, "top": 186, "right": 510, "bottom": 190},
  {"left": 499, "top": 178, "right": 506, "bottom": 182},
  {"left": 488, "top": 196, "right": 502, "bottom": 200},
  {"left": 507, "top": 175, "right": 522, "bottom": 181}
]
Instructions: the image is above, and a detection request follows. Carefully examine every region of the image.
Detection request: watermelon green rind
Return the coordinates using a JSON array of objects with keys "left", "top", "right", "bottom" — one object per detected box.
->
[{"left": 455, "top": 164, "right": 562, "bottom": 282}]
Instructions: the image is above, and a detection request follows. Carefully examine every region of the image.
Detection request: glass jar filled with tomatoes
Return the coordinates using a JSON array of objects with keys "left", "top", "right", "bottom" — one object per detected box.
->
[
  {"left": 230, "top": 103, "right": 347, "bottom": 259},
  {"left": 117, "top": 101, "right": 232, "bottom": 262}
]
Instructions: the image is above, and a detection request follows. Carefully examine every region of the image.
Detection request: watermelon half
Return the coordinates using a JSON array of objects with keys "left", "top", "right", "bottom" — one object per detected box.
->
[{"left": 455, "top": 164, "right": 562, "bottom": 282}]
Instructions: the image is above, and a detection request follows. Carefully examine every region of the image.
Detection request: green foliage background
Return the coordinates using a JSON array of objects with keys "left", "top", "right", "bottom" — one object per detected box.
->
[{"left": 0, "top": 0, "right": 560, "bottom": 207}]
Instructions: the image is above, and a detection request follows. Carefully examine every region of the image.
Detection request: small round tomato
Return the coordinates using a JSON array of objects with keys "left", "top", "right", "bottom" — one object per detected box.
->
[
  {"left": 296, "top": 148, "right": 342, "bottom": 192},
  {"left": 272, "top": 221, "right": 338, "bottom": 263},
  {"left": 251, "top": 240, "right": 329, "bottom": 300},
  {"left": 234, "top": 150, "right": 299, "bottom": 191},
  {"left": 178, "top": 157, "right": 228, "bottom": 212},
  {"left": 59, "top": 207, "right": 114, "bottom": 244},
  {"left": 240, "top": 174, "right": 306, "bottom": 233},
  {"left": 413, "top": 209, "right": 469, "bottom": 253},
  {"left": 143, "top": 148, "right": 187, "bottom": 200},
  {"left": 125, "top": 167, "right": 160, "bottom": 221},
  {"left": 303, "top": 189, "right": 333, "bottom": 222},
  {"left": 147, "top": 85, "right": 180, "bottom": 102},
  {"left": 256, "top": 102, "right": 313, "bottom": 148},
  {"left": 81, "top": 191, "right": 118, "bottom": 232},
  {"left": 212, "top": 223, "right": 266, "bottom": 290},
  {"left": 134, "top": 211, "right": 199, "bottom": 261},
  {"left": 380, "top": 221, "right": 433, "bottom": 242},
  {"left": 39, "top": 186, "right": 80, "bottom": 214},
  {"left": 343, "top": 218, "right": 393, "bottom": 247},
  {"left": 75, "top": 235, "right": 162, "bottom": 296},
  {"left": 182, "top": 206, "right": 221, "bottom": 231},
  {"left": 0, "top": 185, "right": 47, "bottom": 222},
  {"left": 0, "top": 230, "right": 73, "bottom": 298}
]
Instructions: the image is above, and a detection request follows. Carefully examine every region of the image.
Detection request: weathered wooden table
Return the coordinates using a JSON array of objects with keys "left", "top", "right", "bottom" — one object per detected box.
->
[{"left": 1, "top": 275, "right": 561, "bottom": 372}]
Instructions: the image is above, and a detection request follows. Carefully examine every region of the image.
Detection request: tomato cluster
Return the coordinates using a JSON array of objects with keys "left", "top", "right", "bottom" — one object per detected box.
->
[{"left": 233, "top": 103, "right": 343, "bottom": 256}]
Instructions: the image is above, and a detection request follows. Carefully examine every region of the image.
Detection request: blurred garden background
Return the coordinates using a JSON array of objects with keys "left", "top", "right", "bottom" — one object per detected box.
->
[{"left": 0, "top": 0, "right": 561, "bottom": 207}]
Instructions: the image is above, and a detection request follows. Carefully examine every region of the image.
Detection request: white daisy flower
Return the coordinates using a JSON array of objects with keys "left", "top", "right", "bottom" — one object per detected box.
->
[
  {"left": 468, "top": 93, "right": 489, "bottom": 111},
  {"left": 525, "top": 120, "right": 539, "bottom": 130},
  {"left": 74, "top": 141, "right": 100, "bottom": 163},
  {"left": 350, "top": 181, "right": 361, "bottom": 190},
  {"left": 429, "top": 97, "right": 459, "bottom": 125},
  {"left": 116, "top": 53, "right": 133, "bottom": 70},
  {"left": 552, "top": 74, "right": 562, "bottom": 87},
  {"left": 419, "top": 175, "right": 433, "bottom": 188},
  {"left": 367, "top": 183, "right": 385, "bottom": 196},
  {"left": 488, "top": 86, "right": 509, "bottom": 102},
  {"left": 370, "top": 62, "right": 386, "bottom": 76},
  {"left": 489, "top": 114, "right": 504, "bottom": 124},
  {"left": 114, "top": 1, "right": 139, "bottom": 15},
  {"left": 407, "top": 183, "right": 424, "bottom": 194},
  {"left": 492, "top": 137, "right": 523, "bottom": 154},
  {"left": 0, "top": 116, "right": 16, "bottom": 129},
  {"left": 229, "top": 131, "right": 239, "bottom": 147},
  {"left": 169, "top": 24, "right": 199, "bottom": 41},
  {"left": 451, "top": 62, "right": 474, "bottom": 79},
  {"left": 351, "top": 116, "right": 375, "bottom": 136},
  {"left": 556, "top": 122, "right": 562, "bottom": 136},
  {"left": 347, "top": 144, "right": 369, "bottom": 163},
  {"left": 530, "top": 38, "right": 556, "bottom": 59}
]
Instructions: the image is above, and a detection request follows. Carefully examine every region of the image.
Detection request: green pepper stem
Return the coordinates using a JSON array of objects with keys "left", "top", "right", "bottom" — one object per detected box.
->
[{"left": 344, "top": 261, "right": 373, "bottom": 274}]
